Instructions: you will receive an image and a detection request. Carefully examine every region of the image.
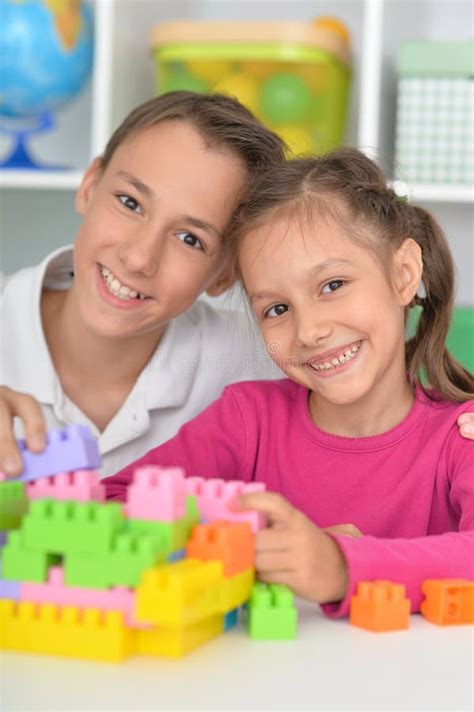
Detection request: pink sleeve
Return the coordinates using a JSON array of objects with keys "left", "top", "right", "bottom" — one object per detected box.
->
[
  {"left": 103, "top": 387, "right": 248, "bottom": 501},
  {"left": 322, "top": 463, "right": 474, "bottom": 619}
]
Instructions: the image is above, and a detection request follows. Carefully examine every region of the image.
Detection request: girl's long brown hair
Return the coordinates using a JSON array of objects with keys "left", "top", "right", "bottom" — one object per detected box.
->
[{"left": 230, "top": 147, "right": 473, "bottom": 402}]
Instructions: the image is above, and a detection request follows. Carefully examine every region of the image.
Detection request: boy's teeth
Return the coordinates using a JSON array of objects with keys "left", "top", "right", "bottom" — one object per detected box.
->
[{"left": 100, "top": 266, "right": 147, "bottom": 301}]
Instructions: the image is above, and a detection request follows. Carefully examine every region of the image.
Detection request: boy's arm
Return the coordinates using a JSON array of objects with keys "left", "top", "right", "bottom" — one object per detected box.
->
[
  {"left": 103, "top": 387, "right": 249, "bottom": 501},
  {"left": 322, "top": 460, "right": 474, "bottom": 618}
]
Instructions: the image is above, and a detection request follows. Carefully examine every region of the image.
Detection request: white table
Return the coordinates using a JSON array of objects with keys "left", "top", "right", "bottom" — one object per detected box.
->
[{"left": 1, "top": 602, "right": 472, "bottom": 711}]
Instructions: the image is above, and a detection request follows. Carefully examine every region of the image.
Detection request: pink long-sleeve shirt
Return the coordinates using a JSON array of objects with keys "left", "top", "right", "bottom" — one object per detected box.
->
[{"left": 104, "top": 379, "right": 474, "bottom": 617}]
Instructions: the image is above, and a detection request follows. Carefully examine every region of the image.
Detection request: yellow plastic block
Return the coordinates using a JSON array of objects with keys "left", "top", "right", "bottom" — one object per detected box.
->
[
  {"left": 0, "top": 599, "right": 135, "bottom": 662},
  {"left": 219, "top": 569, "right": 254, "bottom": 612},
  {"left": 136, "top": 614, "right": 223, "bottom": 658},
  {"left": 135, "top": 558, "right": 223, "bottom": 626}
]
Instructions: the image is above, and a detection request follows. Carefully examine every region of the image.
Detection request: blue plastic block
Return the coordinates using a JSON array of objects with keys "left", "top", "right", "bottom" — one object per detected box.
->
[
  {"left": 224, "top": 608, "right": 239, "bottom": 631},
  {"left": 16, "top": 425, "right": 101, "bottom": 482},
  {"left": 167, "top": 548, "right": 186, "bottom": 563},
  {"left": 0, "top": 578, "right": 20, "bottom": 600}
]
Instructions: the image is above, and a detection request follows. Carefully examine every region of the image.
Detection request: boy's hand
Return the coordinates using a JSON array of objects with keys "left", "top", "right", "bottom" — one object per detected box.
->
[
  {"left": 234, "top": 491, "right": 351, "bottom": 604},
  {"left": 458, "top": 413, "right": 474, "bottom": 440},
  {"left": 0, "top": 386, "right": 46, "bottom": 477}
]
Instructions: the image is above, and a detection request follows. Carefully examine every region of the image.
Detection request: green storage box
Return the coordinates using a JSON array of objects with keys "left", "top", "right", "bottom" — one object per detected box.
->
[{"left": 150, "top": 18, "right": 352, "bottom": 156}]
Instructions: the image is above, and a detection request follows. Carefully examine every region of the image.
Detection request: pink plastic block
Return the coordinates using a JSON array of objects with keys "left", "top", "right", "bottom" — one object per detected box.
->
[
  {"left": 125, "top": 466, "right": 186, "bottom": 522},
  {"left": 16, "top": 425, "right": 101, "bottom": 482},
  {"left": 185, "top": 478, "right": 267, "bottom": 532},
  {"left": 0, "top": 473, "right": 6, "bottom": 482},
  {"left": 26, "top": 470, "right": 105, "bottom": 502},
  {"left": 21, "top": 566, "right": 150, "bottom": 628}
]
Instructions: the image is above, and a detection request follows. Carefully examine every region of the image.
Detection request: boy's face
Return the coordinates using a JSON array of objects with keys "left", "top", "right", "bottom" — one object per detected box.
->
[
  {"left": 240, "top": 210, "right": 412, "bottom": 410},
  {"left": 73, "top": 120, "right": 246, "bottom": 340}
]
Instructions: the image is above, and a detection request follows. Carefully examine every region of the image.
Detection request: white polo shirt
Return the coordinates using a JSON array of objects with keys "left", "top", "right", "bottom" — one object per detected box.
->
[{"left": 1, "top": 247, "right": 281, "bottom": 477}]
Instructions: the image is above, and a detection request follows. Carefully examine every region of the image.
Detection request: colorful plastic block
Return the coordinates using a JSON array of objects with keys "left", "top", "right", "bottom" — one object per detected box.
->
[
  {"left": 0, "top": 600, "right": 135, "bottom": 662},
  {"left": 136, "top": 614, "right": 223, "bottom": 658},
  {"left": 421, "top": 579, "right": 474, "bottom": 625},
  {"left": 127, "top": 495, "right": 199, "bottom": 554},
  {"left": 224, "top": 608, "right": 239, "bottom": 631},
  {"left": 0, "top": 579, "right": 21, "bottom": 600},
  {"left": 125, "top": 466, "right": 186, "bottom": 521},
  {"left": 21, "top": 565, "right": 150, "bottom": 628},
  {"left": 15, "top": 425, "right": 101, "bottom": 482},
  {"left": 219, "top": 569, "right": 255, "bottom": 612},
  {"left": 2, "top": 530, "right": 60, "bottom": 582},
  {"left": 186, "top": 520, "right": 254, "bottom": 576},
  {"left": 350, "top": 580, "right": 410, "bottom": 632},
  {"left": 247, "top": 583, "right": 297, "bottom": 640},
  {"left": 22, "top": 499, "right": 123, "bottom": 556},
  {"left": 135, "top": 559, "right": 224, "bottom": 626},
  {"left": 26, "top": 469, "right": 105, "bottom": 502},
  {"left": 0, "top": 481, "right": 29, "bottom": 530},
  {"left": 65, "top": 530, "right": 167, "bottom": 588},
  {"left": 185, "top": 478, "right": 267, "bottom": 532}
]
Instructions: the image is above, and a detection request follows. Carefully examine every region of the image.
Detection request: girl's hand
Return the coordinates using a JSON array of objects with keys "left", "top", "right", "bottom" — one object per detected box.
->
[
  {"left": 0, "top": 386, "right": 46, "bottom": 477},
  {"left": 235, "top": 491, "right": 350, "bottom": 604},
  {"left": 458, "top": 413, "right": 474, "bottom": 440}
]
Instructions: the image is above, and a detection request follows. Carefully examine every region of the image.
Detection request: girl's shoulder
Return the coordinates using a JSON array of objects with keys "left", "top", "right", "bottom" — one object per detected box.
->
[{"left": 414, "top": 383, "right": 474, "bottom": 420}]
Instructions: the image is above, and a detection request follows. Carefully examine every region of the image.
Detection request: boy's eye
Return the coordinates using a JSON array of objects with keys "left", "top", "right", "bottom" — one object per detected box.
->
[
  {"left": 117, "top": 194, "right": 142, "bottom": 213},
  {"left": 264, "top": 303, "right": 288, "bottom": 319},
  {"left": 321, "top": 279, "right": 345, "bottom": 294},
  {"left": 176, "top": 231, "right": 205, "bottom": 251}
]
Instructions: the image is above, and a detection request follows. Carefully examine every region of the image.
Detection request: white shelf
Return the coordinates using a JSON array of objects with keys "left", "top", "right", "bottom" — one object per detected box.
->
[{"left": 0, "top": 170, "right": 83, "bottom": 190}]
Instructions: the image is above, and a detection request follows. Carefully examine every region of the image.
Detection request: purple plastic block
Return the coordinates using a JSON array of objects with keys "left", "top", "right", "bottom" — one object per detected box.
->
[
  {"left": 16, "top": 425, "right": 101, "bottom": 482},
  {"left": 0, "top": 578, "right": 20, "bottom": 600}
]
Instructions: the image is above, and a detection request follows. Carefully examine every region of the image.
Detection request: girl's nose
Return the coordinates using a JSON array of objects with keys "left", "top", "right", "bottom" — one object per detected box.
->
[
  {"left": 117, "top": 228, "right": 162, "bottom": 277},
  {"left": 296, "top": 312, "right": 332, "bottom": 348}
]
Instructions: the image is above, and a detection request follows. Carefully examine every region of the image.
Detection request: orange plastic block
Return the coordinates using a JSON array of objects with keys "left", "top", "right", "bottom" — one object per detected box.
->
[
  {"left": 421, "top": 579, "right": 474, "bottom": 625},
  {"left": 186, "top": 520, "right": 254, "bottom": 576},
  {"left": 136, "top": 614, "right": 223, "bottom": 658},
  {"left": 350, "top": 580, "right": 410, "bottom": 632},
  {"left": 0, "top": 599, "right": 135, "bottom": 662}
]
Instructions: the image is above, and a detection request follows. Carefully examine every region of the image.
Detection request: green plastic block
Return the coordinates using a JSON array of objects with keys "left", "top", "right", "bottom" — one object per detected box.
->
[
  {"left": 0, "top": 481, "right": 29, "bottom": 530},
  {"left": 128, "top": 495, "right": 200, "bottom": 554},
  {"left": 22, "top": 499, "right": 124, "bottom": 556},
  {"left": 2, "top": 531, "right": 60, "bottom": 582},
  {"left": 65, "top": 531, "right": 167, "bottom": 589},
  {"left": 248, "top": 583, "right": 298, "bottom": 640}
]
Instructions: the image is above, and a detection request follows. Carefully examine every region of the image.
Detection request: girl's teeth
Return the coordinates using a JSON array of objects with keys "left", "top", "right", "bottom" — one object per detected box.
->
[
  {"left": 338, "top": 354, "right": 346, "bottom": 363},
  {"left": 311, "top": 341, "right": 361, "bottom": 372}
]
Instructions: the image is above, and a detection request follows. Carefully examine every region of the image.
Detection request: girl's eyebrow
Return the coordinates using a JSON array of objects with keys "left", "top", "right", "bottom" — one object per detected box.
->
[
  {"left": 115, "top": 170, "right": 221, "bottom": 239},
  {"left": 250, "top": 258, "right": 353, "bottom": 303}
]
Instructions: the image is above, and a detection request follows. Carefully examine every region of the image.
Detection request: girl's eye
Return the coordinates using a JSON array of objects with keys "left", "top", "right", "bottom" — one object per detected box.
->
[
  {"left": 264, "top": 303, "right": 288, "bottom": 319},
  {"left": 321, "top": 279, "right": 345, "bottom": 294},
  {"left": 117, "top": 194, "right": 142, "bottom": 213},
  {"left": 176, "top": 231, "right": 205, "bottom": 251}
]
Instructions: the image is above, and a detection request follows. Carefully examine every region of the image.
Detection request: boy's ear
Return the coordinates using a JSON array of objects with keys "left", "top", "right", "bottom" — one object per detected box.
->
[
  {"left": 75, "top": 157, "right": 103, "bottom": 215},
  {"left": 205, "top": 262, "right": 237, "bottom": 297},
  {"left": 393, "top": 238, "right": 423, "bottom": 307}
]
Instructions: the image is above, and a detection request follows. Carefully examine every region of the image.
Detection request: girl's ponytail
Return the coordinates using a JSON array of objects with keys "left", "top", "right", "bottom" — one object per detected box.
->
[{"left": 405, "top": 205, "right": 473, "bottom": 401}]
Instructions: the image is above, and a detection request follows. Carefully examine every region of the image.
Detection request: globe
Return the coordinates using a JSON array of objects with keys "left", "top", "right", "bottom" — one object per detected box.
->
[{"left": 0, "top": 0, "right": 94, "bottom": 169}]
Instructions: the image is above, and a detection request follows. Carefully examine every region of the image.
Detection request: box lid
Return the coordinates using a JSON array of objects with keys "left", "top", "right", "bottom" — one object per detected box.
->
[{"left": 398, "top": 40, "right": 474, "bottom": 76}]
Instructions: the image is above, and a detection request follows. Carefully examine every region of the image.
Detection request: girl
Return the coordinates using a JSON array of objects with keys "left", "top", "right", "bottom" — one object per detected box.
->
[
  {"left": 0, "top": 91, "right": 284, "bottom": 477},
  {"left": 104, "top": 147, "right": 474, "bottom": 617}
]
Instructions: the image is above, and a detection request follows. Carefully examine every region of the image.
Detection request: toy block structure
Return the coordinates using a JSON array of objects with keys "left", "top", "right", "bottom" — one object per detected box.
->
[
  {"left": 421, "top": 579, "right": 474, "bottom": 625},
  {"left": 350, "top": 580, "right": 411, "bottom": 632},
  {"left": 0, "top": 425, "right": 297, "bottom": 661},
  {"left": 247, "top": 582, "right": 298, "bottom": 640}
]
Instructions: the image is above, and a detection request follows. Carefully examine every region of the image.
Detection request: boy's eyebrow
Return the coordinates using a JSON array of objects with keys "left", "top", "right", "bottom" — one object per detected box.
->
[
  {"left": 115, "top": 170, "right": 221, "bottom": 238},
  {"left": 250, "top": 258, "right": 353, "bottom": 303}
]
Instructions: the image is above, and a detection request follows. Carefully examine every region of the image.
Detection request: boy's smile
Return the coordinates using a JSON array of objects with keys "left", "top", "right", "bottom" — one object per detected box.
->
[{"left": 240, "top": 208, "right": 416, "bottom": 435}]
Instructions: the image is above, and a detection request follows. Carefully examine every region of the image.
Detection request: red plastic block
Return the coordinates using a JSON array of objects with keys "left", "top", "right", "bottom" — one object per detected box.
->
[
  {"left": 26, "top": 470, "right": 105, "bottom": 502},
  {"left": 421, "top": 579, "right": 474, "bottom": 625},
  {"left": 185, "top": 478, "right": 267, "bottom": 532},
  {"left": 350, "top": 580, "right": 410, "bottom": 632},
  {"left": 186, "top": 520, "right": 254, "bottom": 576},
  {"left": 15, "top": 425, "right": 100, "bottom": 482},
  {"left": 125, "top": 466, "right": 186, "bottom": 522}
]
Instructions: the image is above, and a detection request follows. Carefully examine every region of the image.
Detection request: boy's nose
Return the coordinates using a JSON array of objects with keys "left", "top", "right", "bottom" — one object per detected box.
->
[{"left": 117, "top": 228, "right": 163, "bottom": 277}]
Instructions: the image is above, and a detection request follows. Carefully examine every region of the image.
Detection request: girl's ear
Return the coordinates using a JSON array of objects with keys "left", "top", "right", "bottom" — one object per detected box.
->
[
  {"left": 75, "top": 158, "right": 103, "bottom": 215},
  {"left": 392, "top": 238, "right": 423, "bottom": 307}
]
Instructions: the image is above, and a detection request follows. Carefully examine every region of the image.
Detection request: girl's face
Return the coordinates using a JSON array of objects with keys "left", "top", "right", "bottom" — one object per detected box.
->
[
  {"left": 240, "top": 209, "right": 420, "bottom": 409},
  {"left": 73, "top": 120, "right": 246, "bottom": 340}
]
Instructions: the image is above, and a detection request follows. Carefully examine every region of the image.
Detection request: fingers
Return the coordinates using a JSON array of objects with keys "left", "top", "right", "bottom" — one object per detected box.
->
[
  {"left": 458, "top": 412, "right": 474, "bottom": 439},
  {"left": 323, "top": 523, "right": 363, "bottom": 538},
  {"left": 234, "top": 491, "right": 298, "bottom": 528},
  {"left": 0, "top": 387, "right": 46, "bottom": 477}
]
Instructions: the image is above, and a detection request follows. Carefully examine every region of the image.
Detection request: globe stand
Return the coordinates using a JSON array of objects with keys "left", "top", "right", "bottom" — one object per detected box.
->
[{"left": 0, "top": 112, "right": 67, "bottom": 170}]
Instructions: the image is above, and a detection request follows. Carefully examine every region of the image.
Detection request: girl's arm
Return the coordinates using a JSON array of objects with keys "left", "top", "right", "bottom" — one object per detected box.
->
[{"left": 103, "top": 386, "right": 250, "bottom": 500}]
